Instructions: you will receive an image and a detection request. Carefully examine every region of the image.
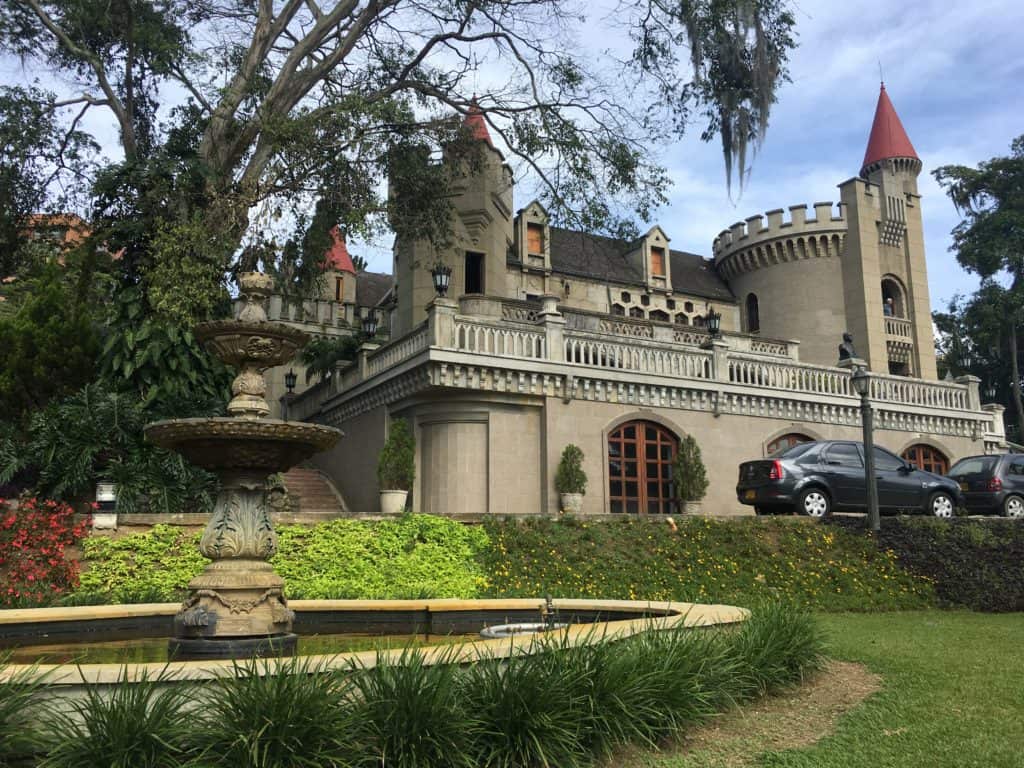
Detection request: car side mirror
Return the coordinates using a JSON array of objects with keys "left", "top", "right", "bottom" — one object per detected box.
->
[{"left": 899, "top": 464, "right": 914, "bottom": 474}]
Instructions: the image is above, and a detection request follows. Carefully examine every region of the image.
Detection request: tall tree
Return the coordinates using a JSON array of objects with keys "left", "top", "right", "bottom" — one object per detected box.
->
[
  {"left": 934, "top": 135, "right": 1024, "bottom": 439},
  {"left": 1, "top": 0, "right": 796, "bottom": 321}
]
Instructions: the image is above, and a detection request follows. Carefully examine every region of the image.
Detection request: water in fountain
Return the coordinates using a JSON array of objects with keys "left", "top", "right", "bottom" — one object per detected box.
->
[{"left": 144, "top": 272, "right": 341, "bottom": 660}]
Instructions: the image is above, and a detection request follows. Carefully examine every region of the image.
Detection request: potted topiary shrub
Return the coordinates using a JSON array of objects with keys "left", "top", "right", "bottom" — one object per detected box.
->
[
  {"left": 378, "top": 419, "right": 415, "bottom": 514},
  {"left": 673, "top": 434, "right": 709, "bottom": 515},
  {"left": 555, "top": 444, "right": 587, "bottom": 514}
]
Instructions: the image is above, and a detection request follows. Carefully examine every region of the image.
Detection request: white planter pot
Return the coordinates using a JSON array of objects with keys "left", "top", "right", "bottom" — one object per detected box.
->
[
  {"left": 380, "top": 490, "right": 409, "bottom": 515},
  {"left": 683, "top": 501, "right": 703, "bottom": 516},
  {"left": 560, "top": 493, "right": 584, "bottom": 514}
]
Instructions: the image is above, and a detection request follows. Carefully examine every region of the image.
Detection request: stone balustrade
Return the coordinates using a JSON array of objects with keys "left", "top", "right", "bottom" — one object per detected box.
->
[{"left": 884, "top": 316, "right": 913, "bottom": 339}]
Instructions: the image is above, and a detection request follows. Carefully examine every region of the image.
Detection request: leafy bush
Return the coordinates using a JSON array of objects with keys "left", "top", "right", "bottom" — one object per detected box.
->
[
  {"left": 75, "top": 524, "right": 207, "bottom": 604},
  {"left": 193, "top": 657, "right": 356, "bottom": 768},
  {"left": 829, "top": 516, "right": 1024, "bottom": 612},
  {"left": 0, "top": 653, "right": 48, "bottom": 764},
  {"left": 481, "top": 516, "right": 934, "bottom": 611},
  {"left": 377, "top": 420, "right": 415, "bottom": 492},
  {"left": 40, "top": 669, "right": 196, "bottom": 768},
  {"left": 674, "top": 433, "right": 708, "bottom": 502},
  {"left": 0, "top": 497, "right": 89, "bottom": 607},
  {"left": 273, "top": 515, "right": 489, "bottom": 599},
  {"left": 554, "top": 444, "right": 587, "bottom": 495}
]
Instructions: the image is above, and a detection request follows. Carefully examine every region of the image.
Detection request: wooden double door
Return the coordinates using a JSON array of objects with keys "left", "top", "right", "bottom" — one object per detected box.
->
[{"left": 608, "top": 421, "right": 679, "bottom": 514}]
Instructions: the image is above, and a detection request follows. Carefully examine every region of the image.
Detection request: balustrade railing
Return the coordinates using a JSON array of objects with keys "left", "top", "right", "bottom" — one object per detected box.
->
[
  {"left": 564, "top": 333, "right": 712, "bottom": 378},
  {"left": 869, "top": 373, "right": 967, "bottom": 410},
  {"left": 366, "top": 324, "right": 429, "bottom": 377},
  {"left": 453, "top": 317, "right": 547, "bottom": 359},
  {"left": 727, "top": 353, "right": 851, "bottom": 396},
  {"left": 884, "top": 316, "right": 913, "bottom": 339}
]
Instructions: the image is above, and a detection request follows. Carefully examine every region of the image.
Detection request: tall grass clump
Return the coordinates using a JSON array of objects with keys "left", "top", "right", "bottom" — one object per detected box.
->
[
  {"left": 725, "top": 602, "right": 826, "bottom": 698},
  {"left": 347, "top": 645, "right": 472, "bottom": 768},
  {"left": 193, "top": 657, "right": 355, "bottom": 768},
  {"left": 0, "top": 656, "right": 46, "bottom": 766},
  {"left": 40, "top": 668, "right": 195, "bottom": 768}
]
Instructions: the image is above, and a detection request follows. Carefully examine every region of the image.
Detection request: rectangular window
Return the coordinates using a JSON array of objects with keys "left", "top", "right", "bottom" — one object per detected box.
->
[
  {"left": 650, "top": 246, "right": 666, "bottom": 276},
  {"left": 465, "top": 252, "right": 484, "bottom": 294},
  {"left": 526, "top": 222, "right": 544, "bottom": 255},
  {"left": 335, "top": 276, "right": 343, "bottom": 302}
]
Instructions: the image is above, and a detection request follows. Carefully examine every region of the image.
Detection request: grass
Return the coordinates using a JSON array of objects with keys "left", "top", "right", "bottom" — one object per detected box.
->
[{"left": 626, "top": 610, "right": 1024, "bottom": 768}]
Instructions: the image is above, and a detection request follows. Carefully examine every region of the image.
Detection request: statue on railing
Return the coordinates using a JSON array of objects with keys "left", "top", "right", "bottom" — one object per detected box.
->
[{"left": 838, "top": 331, "right": 858, "bottom": 361}]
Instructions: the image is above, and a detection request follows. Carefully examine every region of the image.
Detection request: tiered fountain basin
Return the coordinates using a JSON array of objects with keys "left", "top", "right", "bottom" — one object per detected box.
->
[{"left": 0, "top": 598, "right": 748, "bottom": 694}]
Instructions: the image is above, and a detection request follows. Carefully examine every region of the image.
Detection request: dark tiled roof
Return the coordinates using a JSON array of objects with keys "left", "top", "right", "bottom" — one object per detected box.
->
[
  {"left": 546, "top": 227, "right": 734, "bottom": 302},
  {"left": 356, "top": 271, "right": 394, "bottom": 307}
]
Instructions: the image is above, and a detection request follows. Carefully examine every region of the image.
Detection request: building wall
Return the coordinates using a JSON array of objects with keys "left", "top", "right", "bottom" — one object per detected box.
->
[{"left": 309, "top": 405, "right": 388, "bottom": 513}]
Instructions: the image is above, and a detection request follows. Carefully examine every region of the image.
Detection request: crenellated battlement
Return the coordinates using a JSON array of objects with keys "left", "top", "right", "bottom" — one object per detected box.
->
[{"left": 712, "top": 202, "right": 848, "bottom": 280}]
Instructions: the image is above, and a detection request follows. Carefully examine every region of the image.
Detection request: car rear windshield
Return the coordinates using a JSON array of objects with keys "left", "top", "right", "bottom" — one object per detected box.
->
[
  {"left": 776, "top": 442, "right": 815, "bottom": 459},
  {"left": 948, "top": 456, "right": 998, "bottom": 476}
]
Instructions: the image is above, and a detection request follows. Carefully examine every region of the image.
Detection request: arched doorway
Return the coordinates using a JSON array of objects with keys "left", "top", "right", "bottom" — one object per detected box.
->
[
  {"left": 901, "top": 444, "right": 949, "bottom": 475},
  {"left": 766, "top": 433, "right": 812, "bottom": 456},
  {"left": 608, "top": 421, "right": 679, "bottom": 514}
]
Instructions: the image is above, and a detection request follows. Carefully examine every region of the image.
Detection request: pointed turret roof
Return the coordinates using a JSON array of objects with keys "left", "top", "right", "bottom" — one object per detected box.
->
[
  {"left": 324, "top": 226, "right": 356, "bottom": 274},
  {"left": 463, "top": 100, "right": 494, "bottom": 147},
  {"left": 861, "top": 83, "right": 919, "bottom": 175}
]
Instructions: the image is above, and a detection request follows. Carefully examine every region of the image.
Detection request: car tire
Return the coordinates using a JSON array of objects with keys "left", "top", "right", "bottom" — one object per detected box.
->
[
  {"left": 928, "top": 491, "right": 954, "bottom": 518},
  {"left": 1002, "top": 494, "right": 1024, "bottom": 519},
  {"left": 754, "top": 505, "right": 769, "bottom": 516},
  {"left": 796, "top": 488, "right": 831, "bottom": 518}
]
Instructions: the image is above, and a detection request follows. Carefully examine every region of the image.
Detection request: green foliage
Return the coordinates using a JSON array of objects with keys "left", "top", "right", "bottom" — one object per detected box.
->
[
  {"left": 40, "top": 669, "right": 196, "bottom": 768},
  {"left": 725, "top": 601, "right": 825, "bottom": 697},
  {"left": 673, "top": 434, "right": 709, "bottom": 502},
  {"left": 0, "top": 653, "right": 48, "bottom": 765},
  {"left": 377, "top": 420, "right": 415, "bottom": 492},
  {"left": 481, "top": 517, "right": 934, "bottom": 611},
  {"left": 0, "top": 385, "right": 218, "bottom": 514},
  {"left": 830, "top": 516, "right": 1024, "bottom": 612},
  {"left": 299, "top": 335, "right": 361, "bottom": 384},
  {"left": 76, "top": 524, "right": 207, "bottom": 603},
  {"left": 554, "top": 444, "right": 587, "bottom": 495},
  {"left": 273, "top": 515, "right": 488, "bottom": 600},
  {"left": 194, "top": 657, "right": 356, "bottom": 768},
  {"left": 99, "top": 285, "right": 232, "bottom": 408},
  {"left": 348, "top": 645, "right": 473, "bottom": 768},
  {"left": 0, "top": 261, "right": 100, "bottom": 425}
]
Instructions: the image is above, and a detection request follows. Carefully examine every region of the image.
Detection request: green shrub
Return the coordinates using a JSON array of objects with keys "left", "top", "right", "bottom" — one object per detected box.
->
[
  {"left": 40, "top": 669, "right": 196, "bottom": 768},
  {"left": 273, "top": 515, "right": 489, "bottom": 600},
  {"left": 193, "top": 657, "right": 356, "bottom": 768},
  {"left": 554, "top": 444, "right": 587, "bottom": 495},
  {"left": 480, "top": 516, "right": 934, "bottom": 611},
  {"left": 673, "top": 433, "right": 708, "bottom": 502},
  {"left": 724, "top": 602, "right": 825, "bottom": 697},
  {"left": 829, "top": 516, "right": 1024, "bottom": 612},
  {"left": 75, "top": 524, "right": 207, "bottom": 603},
  {"left": 0, "top": 654, "right": 47, "bottom": 765},
  {"left": 377, "top": 420, "right": 415, "bottom": 491}
]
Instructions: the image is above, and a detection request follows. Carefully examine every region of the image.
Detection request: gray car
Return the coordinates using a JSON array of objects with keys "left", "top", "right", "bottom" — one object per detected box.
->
[{"left": 736, "top": 440, "right": 962, "bottom": 518}]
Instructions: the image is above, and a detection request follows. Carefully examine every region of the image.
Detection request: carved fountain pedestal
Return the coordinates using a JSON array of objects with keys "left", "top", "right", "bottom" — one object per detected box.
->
[{"left": 145, "top": 273, "right": 340, "bottom": 660}]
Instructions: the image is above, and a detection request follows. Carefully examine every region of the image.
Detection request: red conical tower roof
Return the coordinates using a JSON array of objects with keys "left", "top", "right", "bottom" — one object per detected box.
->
[
  {"left": 861, "top": 84, "right": 919, "bottom": 175},
  {"left": 463, "top": 100, "right": 494, "bottom": 147},
  {"left": 324, "top": 226, "right": 356, "bottom": 274}
]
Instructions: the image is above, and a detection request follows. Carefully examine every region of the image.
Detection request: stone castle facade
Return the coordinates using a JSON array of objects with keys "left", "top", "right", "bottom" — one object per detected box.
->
[{"left": 278, "top": 86, "right": 1005, "bottom": 516}]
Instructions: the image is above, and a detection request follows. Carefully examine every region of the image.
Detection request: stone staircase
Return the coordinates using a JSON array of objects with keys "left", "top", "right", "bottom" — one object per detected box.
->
[{"left": 281, "top": 467, "right": 348, "bottom": 519}]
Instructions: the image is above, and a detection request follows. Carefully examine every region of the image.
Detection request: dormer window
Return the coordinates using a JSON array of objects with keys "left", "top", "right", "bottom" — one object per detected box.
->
[
  {"left": 527, "top": 222, "right": 544, "bottom": 255},
  {"left": 651, "top": 246, "right": 666, "bottom": 277}
]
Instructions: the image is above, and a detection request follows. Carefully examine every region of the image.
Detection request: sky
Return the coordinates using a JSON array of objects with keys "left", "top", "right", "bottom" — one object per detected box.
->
[{"left": 3, "top": 0, "right": 1022, "bottom": 311}]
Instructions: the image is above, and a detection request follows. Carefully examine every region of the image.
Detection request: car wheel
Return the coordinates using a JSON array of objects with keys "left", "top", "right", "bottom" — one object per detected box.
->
[
  {"left": 928, "top": 491, "right": 954, "bottom": 518},
  {"left": 754, "top": 505, "right": 769, "bottom": 516},
  {"left": 1002, "top": 494, "right": 1024, "bottom": 519},
  {"left": 796, "top": 488, "right": 831, "bottom": 518}
]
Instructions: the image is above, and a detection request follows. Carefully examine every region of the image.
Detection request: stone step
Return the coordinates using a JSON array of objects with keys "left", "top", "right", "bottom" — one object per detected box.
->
[{"left": 281, "top": 467, "right": 347, "bottom": 517}]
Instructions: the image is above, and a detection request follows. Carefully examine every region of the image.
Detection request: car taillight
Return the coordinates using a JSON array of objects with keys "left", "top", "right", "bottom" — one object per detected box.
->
[
  {"left": 769, "top": 460, "right": 784, "bottom": 481},
  {"left": 987, "top": 477, "right": 1003, "bottom": 492}
]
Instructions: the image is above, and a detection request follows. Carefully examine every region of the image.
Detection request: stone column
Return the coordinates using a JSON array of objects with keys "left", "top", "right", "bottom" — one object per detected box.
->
[
  {"left": 955, "top": 374, "right": 982, "bottom": 411},
  {"left": 540, "top": 294, "right": 564, "bottom": 362},
  {"left": 358, "top": 342, "right": 381, "bottom": 380},
  {"left": 428, "top": 297, "right": 457, "bottom": 347}
]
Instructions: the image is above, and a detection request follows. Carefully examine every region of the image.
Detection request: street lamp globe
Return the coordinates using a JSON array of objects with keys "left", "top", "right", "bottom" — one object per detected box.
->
[
  {"left": 363, "top": 309, "right": 378, "bottom": 337},
  {"left": 284, "top": 368, "right": 297, "bottom": 394},
  {"left": 430, "top": 262, "right": 452, "bottom": 297},
  {"left": 851, "top": 365, "right": 870, "bottom": 397}
]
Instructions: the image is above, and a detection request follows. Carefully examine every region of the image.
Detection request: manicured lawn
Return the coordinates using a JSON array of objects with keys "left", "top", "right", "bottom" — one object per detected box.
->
[{"left": 632, "top": 611, "right": 1024, "bottom": 768}]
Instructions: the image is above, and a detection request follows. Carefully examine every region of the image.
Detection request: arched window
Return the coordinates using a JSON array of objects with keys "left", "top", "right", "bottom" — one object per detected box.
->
[
  {"left": 674, "top": 313, "right": 690, "bottom": 326},
  {"left": 611, "top": 303, "right": 625, "bottom": 316},
  {"left": 608, "top": 421, "right": 679, "bottom": 514},
  {"left": 745, "top": 293, "right": 760, "bottom": 333},
  {"left": 881, "top": 277, "right": 906, "bottom": 318},
  {"left": 901, "top": 444, "right": 949, "bottom": 475},
  {"left": 629, "top": 306, "right": 645, "bottom": 318},
  {"left": 766, "top": 433, "right": 812, "bottom": 456},
  {"left": 649, "top": 309, "right": 670, "bottom": 323}
]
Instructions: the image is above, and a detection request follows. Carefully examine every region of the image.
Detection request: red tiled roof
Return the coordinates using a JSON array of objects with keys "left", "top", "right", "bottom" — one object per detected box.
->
[
  {"left": 324, "top": 226, "right": 356, "bottom": 274},
  {"left": 464, "top": 101, "right": 493, "bottom": 147},
  {"left": 861, "top": 84, "right": 919, "bottom": 173}
]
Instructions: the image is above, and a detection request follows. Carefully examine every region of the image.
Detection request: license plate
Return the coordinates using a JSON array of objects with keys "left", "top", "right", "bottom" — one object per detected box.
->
[
  {"left": 959, "top": 482, "right": 968, "bottom": 492},
  {"left": 744, "top": 489, "right": 756, "bottom": 500}
]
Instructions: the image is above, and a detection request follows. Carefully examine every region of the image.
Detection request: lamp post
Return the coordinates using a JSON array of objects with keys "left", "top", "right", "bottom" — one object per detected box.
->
[
  {"left": 705, "top": 305, "right": 721, "bottom": 339},
  {"left": 282, "top": 368, "right": 297, "bottom": 422},
  {"left": 362, "top": 309, "right": 378, "bottom": 338},
  {"left": 851, "top": 365, "right": 880, "bottom": 533},
  {"left": 986, "top": 382, "right": 997, "bottom": 401},
  {"left": 430, "top": 262, "right": 452, "bottom": 297}
]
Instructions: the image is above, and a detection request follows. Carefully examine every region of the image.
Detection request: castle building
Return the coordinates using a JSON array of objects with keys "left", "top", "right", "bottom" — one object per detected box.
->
[{"left": 283, "top": 86, "right": 1005, "bottom": 517}]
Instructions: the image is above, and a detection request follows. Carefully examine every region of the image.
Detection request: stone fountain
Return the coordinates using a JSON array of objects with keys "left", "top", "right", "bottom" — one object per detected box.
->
[{"left": 145, "top": 273, "right": 340, "bottom": 659}]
